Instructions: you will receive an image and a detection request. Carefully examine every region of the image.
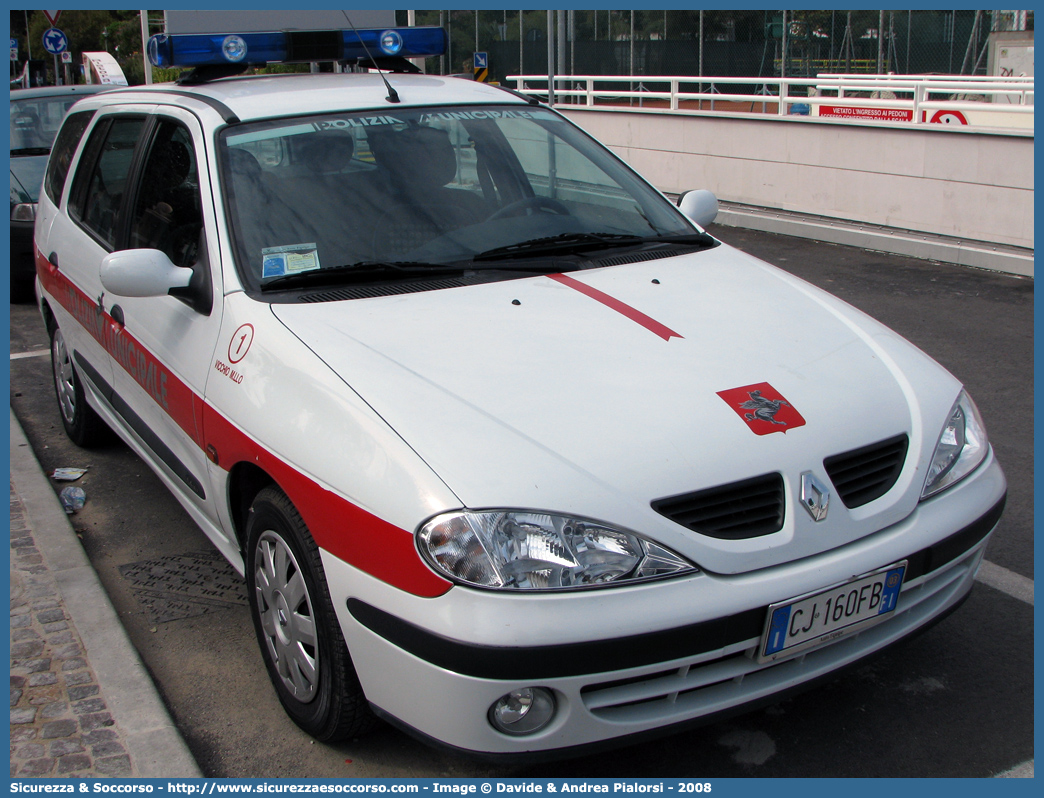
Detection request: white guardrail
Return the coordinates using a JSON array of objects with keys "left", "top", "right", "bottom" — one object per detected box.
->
[{"left": 509, "top": 73, "right": 1034, "bottom": 130}]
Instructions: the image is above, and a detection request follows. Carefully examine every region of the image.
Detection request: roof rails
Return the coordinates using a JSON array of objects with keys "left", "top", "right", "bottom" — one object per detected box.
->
[
  {"left": 493, "top": 84, "right": 542, "bottom": 106},
  {"left": 176, "top": 64, "right": 249, "bottom": 86}
]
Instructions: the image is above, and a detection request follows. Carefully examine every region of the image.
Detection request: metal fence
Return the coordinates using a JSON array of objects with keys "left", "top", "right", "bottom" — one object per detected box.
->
[
  {"left": 401, "top": 10, "right": 1032, "bottom": 84},
  {"left": 505, "top": 74, "right": 1034, "bottom": 130}
]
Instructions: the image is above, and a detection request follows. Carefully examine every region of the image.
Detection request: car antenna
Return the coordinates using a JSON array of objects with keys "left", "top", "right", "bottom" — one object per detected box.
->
[{"left": 341, "top": 12, "right": 400, "bottom": 103}]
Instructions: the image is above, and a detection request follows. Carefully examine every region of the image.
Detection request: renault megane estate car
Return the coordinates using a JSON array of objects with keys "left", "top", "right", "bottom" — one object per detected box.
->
[{"left": 33, "top": 26, "right": 1005, "bottom": 758}]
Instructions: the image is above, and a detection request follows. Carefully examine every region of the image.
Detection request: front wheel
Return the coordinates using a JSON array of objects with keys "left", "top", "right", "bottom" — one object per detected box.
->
[
  {"left": 245, "top": 486, "right": 376, "bottom": 741},
  {"left": 48, "top": 318, "right": 109, "bottom": 448}
]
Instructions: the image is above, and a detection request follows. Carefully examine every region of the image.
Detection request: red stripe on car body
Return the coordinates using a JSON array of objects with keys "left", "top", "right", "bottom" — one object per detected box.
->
[
  {"left": 36, "top": 248, "right": 451, "bottom": 598},
  {"left": 37, "top": 251, "right": 200, "bottom": 445},
  {"left": 549, "top": 272, "right": 683, "bottom": 341}
]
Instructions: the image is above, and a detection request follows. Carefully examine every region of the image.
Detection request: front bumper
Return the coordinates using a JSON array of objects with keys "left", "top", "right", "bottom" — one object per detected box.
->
[{"left": 323, "top": 454, "right": 1005, "bottom": 757}]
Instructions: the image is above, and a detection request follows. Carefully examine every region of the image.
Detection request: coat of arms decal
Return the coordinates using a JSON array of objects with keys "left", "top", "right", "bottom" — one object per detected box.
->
[{"left": 717, "top": 382, "right": 806, "bottom": 435}]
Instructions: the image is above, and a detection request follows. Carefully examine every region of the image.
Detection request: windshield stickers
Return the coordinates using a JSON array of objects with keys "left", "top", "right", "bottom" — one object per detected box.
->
[
  {"left": 419, "top": 109, "right": 540, "bottom": 123},
  {"left": 306, "top": 110, "right": 539, "bottom": 131},
  {"left": 262, "top": 244, "right": 321, "bottom": 279},
  {"left": 313, "top": 116, "right": 405, "bottom": 131}
]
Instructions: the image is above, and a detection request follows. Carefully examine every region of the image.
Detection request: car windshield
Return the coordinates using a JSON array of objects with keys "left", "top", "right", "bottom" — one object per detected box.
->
[
  {"left": 219, "top": 104, "right": 698, "bottom": 293},
  {"left": 10, "top": 94, "right": 86, "bottom": 152}
]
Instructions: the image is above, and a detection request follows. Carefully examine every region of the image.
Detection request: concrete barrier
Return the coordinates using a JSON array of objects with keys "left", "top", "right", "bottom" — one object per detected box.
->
[{"left": 561, "top": 108, "right": 1034, "bottom": 276}]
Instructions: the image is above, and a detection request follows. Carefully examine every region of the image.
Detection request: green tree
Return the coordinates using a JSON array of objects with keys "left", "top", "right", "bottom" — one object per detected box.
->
[{"left": 15, "top": 9, "right": 152, "bottom": 85}]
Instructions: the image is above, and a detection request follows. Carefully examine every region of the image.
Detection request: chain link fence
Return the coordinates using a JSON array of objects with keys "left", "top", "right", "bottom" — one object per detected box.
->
[{"left": 401, "top": 10, "right": 1032, "bottom": 83}]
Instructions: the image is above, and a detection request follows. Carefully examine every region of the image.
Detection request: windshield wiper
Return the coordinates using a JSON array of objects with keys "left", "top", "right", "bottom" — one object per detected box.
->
[
  {"left": 260, "top": 260, "right": 465, "bottom": 291},
  {"left": 634, "top": 231, "right": 718, "bottom": 248},
  {"left": 474, "top": 231, "right": 716, "bottom": 261},
  {"left": 474, "top": 232, "right": 642, "bottom": 261},
  {"left": 10, "top": 147, "right": 51, "bottom": 156}
]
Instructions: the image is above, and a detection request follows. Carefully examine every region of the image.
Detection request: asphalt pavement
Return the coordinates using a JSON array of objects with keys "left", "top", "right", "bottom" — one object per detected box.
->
[{"left": 7, "top": 225, "right": 1034, "bottom": 778}]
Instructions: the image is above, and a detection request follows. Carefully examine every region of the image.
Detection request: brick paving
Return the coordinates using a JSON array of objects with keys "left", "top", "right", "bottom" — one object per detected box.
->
[{"left": 10, "top": 482, "right": 136, "bottom": 778}]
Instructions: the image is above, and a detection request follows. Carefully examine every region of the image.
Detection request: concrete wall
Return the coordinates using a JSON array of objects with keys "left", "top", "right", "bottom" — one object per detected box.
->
[{"left": 560, "top": 108, "right": 1034, "bottom": 253}]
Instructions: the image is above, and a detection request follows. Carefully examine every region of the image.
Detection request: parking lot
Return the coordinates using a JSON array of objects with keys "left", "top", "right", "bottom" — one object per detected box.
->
[{"left": 9, "top": 226, "right": 1033, "bottom": 778}]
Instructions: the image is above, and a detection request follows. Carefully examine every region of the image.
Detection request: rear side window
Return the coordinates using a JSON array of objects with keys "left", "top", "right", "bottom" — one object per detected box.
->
[
  {"left": 69, "top": 116, "right": 146, "bottom": 249},
  {"left": 44, "top": 110, "right": 95, "bottom": 206}
]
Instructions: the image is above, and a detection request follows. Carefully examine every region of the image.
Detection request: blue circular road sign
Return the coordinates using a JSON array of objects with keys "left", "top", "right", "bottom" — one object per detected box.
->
[{"left": 42, "top": 28, "right": 68, "bottom": 55}]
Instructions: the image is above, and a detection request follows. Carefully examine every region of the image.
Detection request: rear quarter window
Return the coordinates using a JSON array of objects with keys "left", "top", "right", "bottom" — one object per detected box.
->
[{"left": 44, "top": 110, "right": 96, "bottom": 206}]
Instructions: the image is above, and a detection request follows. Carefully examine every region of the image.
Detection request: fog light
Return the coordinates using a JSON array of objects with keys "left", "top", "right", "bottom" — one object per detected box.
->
[{"left": 489, "top": 687, "right": 555, "bottom": 736}]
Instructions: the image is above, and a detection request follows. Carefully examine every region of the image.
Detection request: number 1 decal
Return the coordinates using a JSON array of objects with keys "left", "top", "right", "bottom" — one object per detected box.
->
[{"left": 228, "top": 323, "right": 254, "bottom": 364}]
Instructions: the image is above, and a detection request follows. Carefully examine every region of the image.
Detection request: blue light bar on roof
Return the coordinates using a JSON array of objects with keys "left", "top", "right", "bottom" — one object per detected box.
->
[{"left": 147, "top": 26, "right": 447, "bottom": 69}]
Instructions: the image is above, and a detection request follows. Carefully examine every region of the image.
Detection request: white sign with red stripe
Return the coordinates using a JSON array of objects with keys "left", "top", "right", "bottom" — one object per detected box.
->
[{"left": 818, "top": 104, "right": 914, "bottom": 122}]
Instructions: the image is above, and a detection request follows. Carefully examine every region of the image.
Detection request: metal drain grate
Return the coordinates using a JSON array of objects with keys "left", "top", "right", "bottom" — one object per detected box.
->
[{"left": 118, "top": 550, "right": 247, "bottom": 625}]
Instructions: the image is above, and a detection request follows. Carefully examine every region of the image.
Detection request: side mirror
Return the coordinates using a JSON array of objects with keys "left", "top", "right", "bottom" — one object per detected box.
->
[
  {"left": 677, "top": 189, "right": 719, "bottom": 229},
  {"left": 99, "top": 249, "right": 193, "bottom": 298}
]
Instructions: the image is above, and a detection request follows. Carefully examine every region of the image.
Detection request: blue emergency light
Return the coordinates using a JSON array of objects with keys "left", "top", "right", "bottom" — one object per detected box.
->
[{"left": 147, "top": 26, "right": 447, "bottom": 69}]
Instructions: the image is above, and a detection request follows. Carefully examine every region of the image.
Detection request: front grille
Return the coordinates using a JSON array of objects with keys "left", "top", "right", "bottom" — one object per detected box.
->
[
  {"left": 652, "top": 473, "right": 785, "bottom": 539},
  {"left": 824, "top": 434, "right": 909, "bottom": 508}
]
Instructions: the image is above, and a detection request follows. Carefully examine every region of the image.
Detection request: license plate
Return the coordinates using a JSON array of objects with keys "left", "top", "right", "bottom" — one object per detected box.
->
[{"left": 758, "top": 561, "right": 906, "bottom": 663}]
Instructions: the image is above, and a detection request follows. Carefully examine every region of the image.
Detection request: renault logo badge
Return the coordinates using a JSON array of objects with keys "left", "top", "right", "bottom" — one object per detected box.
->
[{"left": 800, "top": 472, "right": 830, "bottom": 522}]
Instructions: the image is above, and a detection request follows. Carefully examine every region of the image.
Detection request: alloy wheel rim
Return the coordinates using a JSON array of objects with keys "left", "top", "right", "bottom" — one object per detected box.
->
[
  {"left": 52, "top": 330, "right": 77, "bottom": 425},
  {"left": 254, "top": 529, "right": 320, "bottom": 702}
]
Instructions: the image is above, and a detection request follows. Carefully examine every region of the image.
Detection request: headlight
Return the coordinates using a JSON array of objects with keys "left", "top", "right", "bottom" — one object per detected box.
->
[
  {"left": 417, "top": 510, "right": 696, "bottom": 591},
  {"left": 921, "top": 390, "right": 989, "bottom": 499},
  {"left": 11, "top": 203, "right": 36, "bottom": 222}
]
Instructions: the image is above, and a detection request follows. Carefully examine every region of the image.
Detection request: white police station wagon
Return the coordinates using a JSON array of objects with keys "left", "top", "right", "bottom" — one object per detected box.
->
[{"left": 34, "top": 26, "right": 1006, "bottom": 759}]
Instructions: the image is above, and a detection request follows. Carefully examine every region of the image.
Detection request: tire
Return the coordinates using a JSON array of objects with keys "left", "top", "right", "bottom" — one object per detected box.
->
[
  {"left": 48, "top": 318, "right": 110, "bottom": 448},
  {"left": 245, "top": 486, "right": 376, "bottom": 741}
]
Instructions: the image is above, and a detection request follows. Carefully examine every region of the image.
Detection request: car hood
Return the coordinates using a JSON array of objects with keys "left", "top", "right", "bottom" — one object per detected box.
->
[
  {"left": 10, "top": 154, "right": 47, "bottom": 204},
  {"left": 272, "top": 244, "right": 961, "bottom": 574}
]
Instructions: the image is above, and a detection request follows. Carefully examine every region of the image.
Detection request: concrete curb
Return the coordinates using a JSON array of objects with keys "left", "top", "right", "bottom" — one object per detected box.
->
[
  {"left": 714, "top": 203, "right": 1034, "bottom": 279},
  {"left": 10, "top": 409, "right": 202, "bottom": 779},
  {"left": 995, "top": 761, "right": 1034, "bottom": 778}
]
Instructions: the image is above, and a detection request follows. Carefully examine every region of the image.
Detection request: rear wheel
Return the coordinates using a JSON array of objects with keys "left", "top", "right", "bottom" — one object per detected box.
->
[
  {"left": 48, "top": 318, "right": 109, "bottom": 448},
  {"left": 245, "top": 486, "right": 376, "bottom": 741}
]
